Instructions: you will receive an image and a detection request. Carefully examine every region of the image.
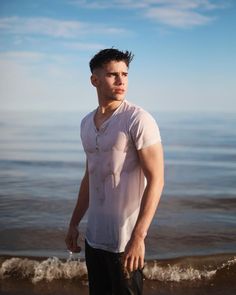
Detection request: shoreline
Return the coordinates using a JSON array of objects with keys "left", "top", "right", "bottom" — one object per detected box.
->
[
  {"left": 1, "top": 252, "right": 236, "bottom": 295},
  {"left": 1, "top": 276, "right": 236, "bottom": 295},
  {"left": 1, "top": 251, "right": 236, "bottom": 265}
]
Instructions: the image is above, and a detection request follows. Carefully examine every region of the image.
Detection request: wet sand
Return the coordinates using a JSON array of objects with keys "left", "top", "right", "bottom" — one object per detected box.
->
[
  {"left": 1, "top": 254, "right": 236, "bottom": 295},
  {"left": 1, "top": 278, "right": 236, "bottom": 295}
]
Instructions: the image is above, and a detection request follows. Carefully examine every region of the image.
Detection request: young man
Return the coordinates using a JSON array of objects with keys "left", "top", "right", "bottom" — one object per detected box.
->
[{"left": 65, "top": 48, "right": 164, "bottom": 295}]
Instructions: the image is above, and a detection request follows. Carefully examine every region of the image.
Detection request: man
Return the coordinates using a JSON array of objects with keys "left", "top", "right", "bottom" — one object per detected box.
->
[{"left": 65, "top": 48, "right": 164, "bottom": 295}]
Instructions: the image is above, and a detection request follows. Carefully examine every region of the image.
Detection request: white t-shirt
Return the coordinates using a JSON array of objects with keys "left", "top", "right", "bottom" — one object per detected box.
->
[{"left": 80, "top": 100, "right": 161, "bottom": 252}]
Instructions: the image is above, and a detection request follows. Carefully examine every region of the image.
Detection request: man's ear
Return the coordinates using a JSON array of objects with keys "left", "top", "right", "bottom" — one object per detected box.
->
[{"left": 90, "top": 74, "right": 98, "bottom": 87}]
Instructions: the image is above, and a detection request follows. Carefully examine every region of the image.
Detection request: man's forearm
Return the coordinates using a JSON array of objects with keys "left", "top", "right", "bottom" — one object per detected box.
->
[
  {"left": 131, "top": 178, "right": 164, "bottom": 240},
  {"left": 124, "top": 178, "right": 164, "bottom": 272}
]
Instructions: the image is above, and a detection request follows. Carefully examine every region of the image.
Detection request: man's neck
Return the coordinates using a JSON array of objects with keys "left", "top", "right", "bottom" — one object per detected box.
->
[
  {"left": 94, "top": 100, "right": 124, "bottom": 130},
  {"left": 97, "top": 99, "right": 124, "bottom": 115}
]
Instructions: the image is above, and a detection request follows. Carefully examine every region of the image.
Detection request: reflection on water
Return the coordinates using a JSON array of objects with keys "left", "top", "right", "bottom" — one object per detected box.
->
[{"left": 0, "top": 111, "right": 236, "bottom": 259}]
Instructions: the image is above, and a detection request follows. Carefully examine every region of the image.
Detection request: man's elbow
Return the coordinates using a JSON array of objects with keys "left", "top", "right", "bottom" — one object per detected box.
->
[{"left": 147, "top": 173, "right": 164, "bottom": 191}]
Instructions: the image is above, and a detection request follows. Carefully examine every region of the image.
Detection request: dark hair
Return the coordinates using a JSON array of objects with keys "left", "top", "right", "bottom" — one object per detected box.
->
[{"left": 89, "top": 48, "right": 134, "bottom": 73}]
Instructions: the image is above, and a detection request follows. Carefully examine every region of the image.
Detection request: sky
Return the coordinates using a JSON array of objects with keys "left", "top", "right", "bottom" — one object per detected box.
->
[{"left": 0, "top": 0, "right": 235, "bottom": 113}]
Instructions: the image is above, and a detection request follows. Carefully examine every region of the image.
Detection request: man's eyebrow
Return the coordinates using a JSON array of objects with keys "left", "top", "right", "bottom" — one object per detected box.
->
[{"left": 107, "top": 71, "right": 128, "bottom": 74}]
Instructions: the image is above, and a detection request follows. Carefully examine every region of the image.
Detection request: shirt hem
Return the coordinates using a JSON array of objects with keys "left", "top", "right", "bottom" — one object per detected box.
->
[{"left": 85, "top": 237, "right": 125, "bottom": 253}]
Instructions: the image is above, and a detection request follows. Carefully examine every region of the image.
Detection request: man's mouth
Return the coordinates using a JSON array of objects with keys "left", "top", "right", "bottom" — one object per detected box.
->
[{"left": 114, "top": 89, "right": 125, "bottom": 94}]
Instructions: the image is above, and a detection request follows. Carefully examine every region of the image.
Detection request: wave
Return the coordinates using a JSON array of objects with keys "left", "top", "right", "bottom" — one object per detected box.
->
[
  {"left": 0, "top": 253, "right": 235, "bottom": 284},
  {"left": 0, "top": 256, "right": 87, "bottom": 284},
  {"left": 143, "top": 253, "right": 236, "bottom": 282},
  {"left": 0, "top": 159, "right": 83, "bottom": 168}
]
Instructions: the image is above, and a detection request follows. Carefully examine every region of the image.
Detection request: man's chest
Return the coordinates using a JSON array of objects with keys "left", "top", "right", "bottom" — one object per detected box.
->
[{"left": 82, "top": 127, "right": 131, "bottom": 153}]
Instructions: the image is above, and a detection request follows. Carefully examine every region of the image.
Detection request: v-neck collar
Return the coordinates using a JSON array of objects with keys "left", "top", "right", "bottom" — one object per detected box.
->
[{"left": 93, "top": 100, "right": 125, "bottom": 132}]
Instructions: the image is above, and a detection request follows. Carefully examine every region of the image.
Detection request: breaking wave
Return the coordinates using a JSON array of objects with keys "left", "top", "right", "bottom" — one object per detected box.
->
[{"left": 1, "top": 253, "right": 235, "bottom": 284}]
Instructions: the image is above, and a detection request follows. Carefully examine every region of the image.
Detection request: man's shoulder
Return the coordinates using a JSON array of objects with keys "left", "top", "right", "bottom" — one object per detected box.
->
[
  {"left": 124, "top": 100, "right": 154, "bottom": 122},
  {"left": 123, "top": 100, "right": 149, "bottom": 117},
  {"left": 81, "top": 109, "right": 96, "bottom": 126}
]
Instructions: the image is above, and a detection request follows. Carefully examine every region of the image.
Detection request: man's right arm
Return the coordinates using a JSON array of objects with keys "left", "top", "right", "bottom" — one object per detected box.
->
[{"left": 65, "top": 161, "right": 89, "bottom": 253}]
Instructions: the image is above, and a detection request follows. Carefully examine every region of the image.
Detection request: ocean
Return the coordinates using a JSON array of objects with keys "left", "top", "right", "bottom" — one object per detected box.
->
[{"left": 0, "top": 110, "right": 236, "bottom": 295}]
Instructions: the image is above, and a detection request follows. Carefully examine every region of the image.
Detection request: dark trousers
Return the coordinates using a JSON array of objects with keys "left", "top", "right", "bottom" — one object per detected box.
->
[{"left": 85, "top": 240, "right": 143, "bottom": 295}]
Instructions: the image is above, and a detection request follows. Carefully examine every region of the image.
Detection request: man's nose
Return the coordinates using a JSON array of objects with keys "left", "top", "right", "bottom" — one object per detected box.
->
[{"left": 116, "top": 74, "right": 124, "bottom": 85}]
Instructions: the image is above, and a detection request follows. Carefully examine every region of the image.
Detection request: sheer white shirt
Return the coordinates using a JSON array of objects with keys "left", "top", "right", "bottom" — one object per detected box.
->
[{"left": 80, "top": 100, "right": 161, "bottom": 252}]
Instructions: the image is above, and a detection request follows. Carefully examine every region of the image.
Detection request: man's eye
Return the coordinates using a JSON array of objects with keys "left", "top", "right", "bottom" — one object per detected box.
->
[{"left": 107, "top": 73, "right": 116, "bottom": 77}]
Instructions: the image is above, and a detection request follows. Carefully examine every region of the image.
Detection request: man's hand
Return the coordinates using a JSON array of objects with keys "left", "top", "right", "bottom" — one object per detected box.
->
[
  {"left": 123, "top": 235, "right": 145, "bottom": 272},
  {"left": 65, "top": 226, "right": 81, "bottom": 253}
]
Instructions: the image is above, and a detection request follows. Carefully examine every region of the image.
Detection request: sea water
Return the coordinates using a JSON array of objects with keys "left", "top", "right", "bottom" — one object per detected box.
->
[{"left": 0, "top": 110, "right": 236, "bottom": 294}]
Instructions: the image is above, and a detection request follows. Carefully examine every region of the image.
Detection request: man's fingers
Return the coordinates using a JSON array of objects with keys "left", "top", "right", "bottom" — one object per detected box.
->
[
  {"left": 124, "top": 255, "right": 135, "bottom": 272},
  {"left": 124, "top": 253, "right": 133, "bottom": 271},
  {"left": 72, "top": 237, "right": 77, "bottom": 250},
  {"left": 65, "top": 236, "right": 72, "bottom": 249},
  {"left": 65, "top": 227, "right": 80, "bottom": 252},
  {"left": 139, "top": 256, "right": 144, "bottom": 270},
  {"left": 124, "top": 254, "right": 144, "bottom": 272},
  {"left": 133, "top": 257, "right": 139, "bottom": 272},
  {"left": 129, "top": 257, "right": 135, "bottom": 272},
  {"left": 71, "top": 235, "right": 81, "bottom": 252}
]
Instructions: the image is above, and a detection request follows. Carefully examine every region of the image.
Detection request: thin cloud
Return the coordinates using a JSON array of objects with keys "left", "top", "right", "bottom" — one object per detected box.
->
[
  {"left": 143, "top": 0, "right": 226, "bottom": 28},
  {"left": 0, "top": 51, "right": 46, "bottom": 63},
  {"left": 0, "top": 51, "right": 75, "bottom": 67},
  {"left": 0, "top": 16, "right": 128, "bottom": 38},
  {"left": 0, "top": 17, "right": 84, "bottom": 38},
  {"left": 63, "top": 42, "right": 106, "bottom": 51},
  {"left": 70, "top": 0, "right": 147, "bottom": 9},
  {"left": 145, "top": 6, "right": 213, "bottom": 28},
  {"left": 70, "top": 0, "right": 229, "bottom": 28},
  {"left": 144, "top": 0, "right": 227, "bottom": 11}
]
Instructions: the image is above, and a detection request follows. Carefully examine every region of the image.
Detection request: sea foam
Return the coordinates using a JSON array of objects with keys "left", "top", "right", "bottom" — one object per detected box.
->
[
  {"left": 0, "top": 254, "right": 235, "bottom": 283},
  {"left": 0, "top": 256, "right": 87, "bottom": 283}
]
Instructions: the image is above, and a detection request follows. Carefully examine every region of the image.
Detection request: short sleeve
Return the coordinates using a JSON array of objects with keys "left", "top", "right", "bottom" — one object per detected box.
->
[{"left": 130, "top": 110, "right": 161, "bottom": 150}]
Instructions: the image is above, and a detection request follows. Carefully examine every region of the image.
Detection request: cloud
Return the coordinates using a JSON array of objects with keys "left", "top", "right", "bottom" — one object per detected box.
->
[
  {"left": 70, "top": 0, "right": 147, "bottom": 9},
  {"left": 63, "top": 42, "right": 106, "bottom": 51},
  {"left": 0, "top": 16, "right": 128, "bottom": 39},
  {"left": 143, "top": 0, "right": 225, "bottom": 27},
  {"left": 0, "top": 51, "right": 92, "bottom": 111},
  {"left": 145, "top": 0, "right": 226, "bottom": 11},
  {"left": 0, "top": 51, "right": 74, "bottom": 68},
  {"left": 0, "top": 51, "right": 46, "bottom": 63},
  {"left": 145, "top": 6, "right": 213, "bottom": 28},
  {"left": 70, "top": 0, "right": 228, "bottom": 28},
  {"left": 0, "top": 17, "right": 83, "bottom": 38}
]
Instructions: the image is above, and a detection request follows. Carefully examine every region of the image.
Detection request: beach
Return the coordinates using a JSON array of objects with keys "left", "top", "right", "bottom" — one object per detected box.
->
[
  {"left": 0, "top": 110, "right": 236, "bottom": 294},
  {"left": 1, "top": 253, "right": 236, "bottom": 295}
]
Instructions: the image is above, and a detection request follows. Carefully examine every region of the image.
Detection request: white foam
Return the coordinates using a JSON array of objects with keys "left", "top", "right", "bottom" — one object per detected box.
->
[
  {"left": 33, "top": 257, "right": 87, "bottom": 283},
  {"left": 1, "top": 255, "right": 235, "bottom": 283},
  {"left": 0, "top": 257, "right": 87, "bottom": 283},
  {"left": 143, "top": 261, "right": 216, "bottom": 282},
  {"left": 0, "top": 257, "right": 37, "bottom": 280}
]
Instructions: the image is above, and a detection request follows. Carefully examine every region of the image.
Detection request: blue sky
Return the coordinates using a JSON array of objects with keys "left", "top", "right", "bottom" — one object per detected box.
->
[{"left": 0, "top": 0, "right": 235, "bottom": 113}]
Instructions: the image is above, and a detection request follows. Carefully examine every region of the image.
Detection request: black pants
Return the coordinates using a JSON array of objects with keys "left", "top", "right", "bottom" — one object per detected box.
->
[{"left": 85, "top": 240, "right": 143, "bottom": 295}]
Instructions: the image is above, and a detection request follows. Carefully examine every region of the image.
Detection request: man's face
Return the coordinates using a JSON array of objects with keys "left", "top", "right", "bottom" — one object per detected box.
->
[{"left": 91, "top": 60, "right": 128, "bottom": 102}]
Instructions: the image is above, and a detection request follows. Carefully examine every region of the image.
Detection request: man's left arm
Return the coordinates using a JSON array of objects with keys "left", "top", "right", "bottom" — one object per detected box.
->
[{"left": 124, "top": 142, "right": 164, "bottom": 272}]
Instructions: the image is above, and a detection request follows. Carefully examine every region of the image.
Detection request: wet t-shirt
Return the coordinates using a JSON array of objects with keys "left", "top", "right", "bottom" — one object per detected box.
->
[{"left": 80, "top": 100, "right": 161, "bottom": 252}]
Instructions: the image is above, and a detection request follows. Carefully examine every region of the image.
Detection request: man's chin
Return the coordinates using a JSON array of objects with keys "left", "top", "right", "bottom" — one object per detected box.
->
[
  {"left": 111, "top": 95, "right": 125, "bottom": 101},
  {"left": 105, "top": 93, "right": 126, "bottom": 102}
]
